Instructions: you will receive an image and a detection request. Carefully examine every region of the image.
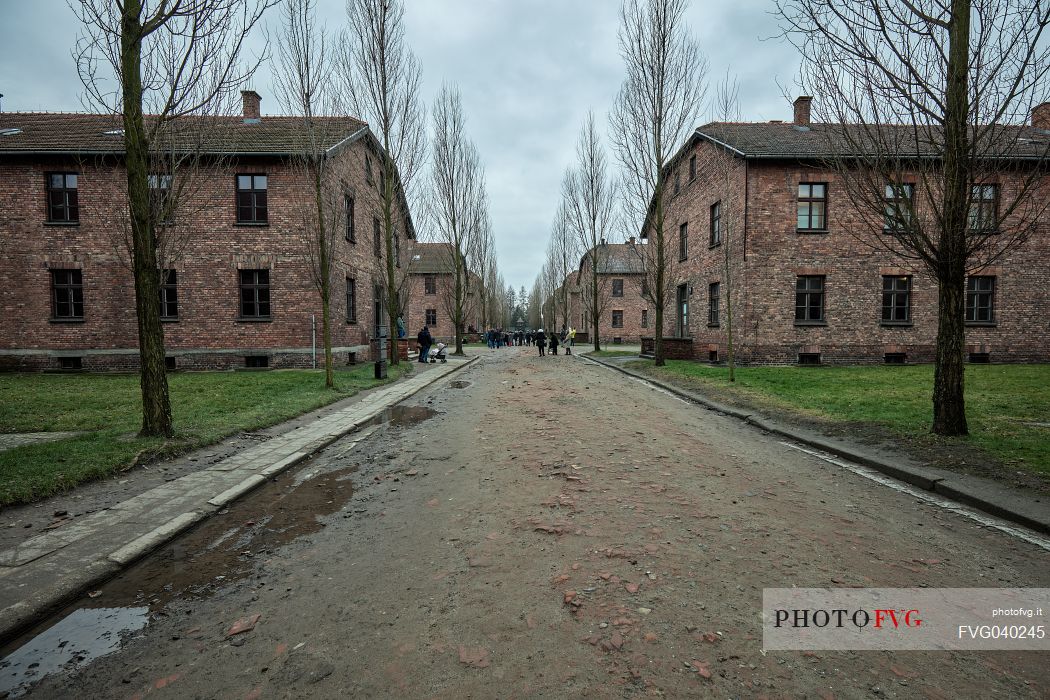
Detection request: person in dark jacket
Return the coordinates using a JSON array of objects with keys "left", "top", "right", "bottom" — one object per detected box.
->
[
  {"left": 417, "top": 326, "right": 432, "bottom": 363},
  {"left": 534, "top": 328, "right": 546, "bottom": 356},
  {"left": 549, "top": 330, "right": 559, "bottom": 355}
]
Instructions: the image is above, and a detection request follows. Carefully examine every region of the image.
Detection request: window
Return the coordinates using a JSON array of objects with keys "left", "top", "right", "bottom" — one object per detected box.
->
[
  {"left": 46, "top": 173, "right": 79, "bottom": 223},
  {"left": 160, "top": 269, "right": 178, "bottom": 320},
  {"left": 611, "top": 310, "right": 624, "bottom": 328},
  {"left": 58, "top": 357, "right": 83, "bottom": 370},
  {"left": 795, "top": 275, "right": 825, "bottom": 323},
  {"left": 345, "top": 195, "right": 355, "bottom": 242},
  {"left": 884, "top": 353, "right": 907, "bottom": 365},
  {"left": 641, "top": 309, "right": 648, "bottom": 328},
  {"left": 51, "top": 269, "right": 84, "bottom": 319},
  {"left": 165, "top": 356, "right": 177, "bottom": 370},
  {"left": 708, "top": 282, "right": 720, "bottom": 326},
  {"left": 346, "top": 277, "right": 356, "bottom": 323},
  {"left": 709, "top": 350, "right": 719, "bottom": 363},
  {"left": 612, "top": 279, "right": 624, "bottom": 297},
  {"left": 373, "top": 218, "right": 381, "bottom": 258},
  {"left": 710, "top": 201, "right": 722, "bottom": 246},
  {"left": 236, "top": 174, "right": 267, "bottom": 224},
  {"left": 689, "top": 154, "right": 697, "bottom": 181},
  {"left": 245, "top": 355, "right": 269, "bottom": 368},
  {"left": 674, "top": 169, "right": 681, "bottom": 195},
  {"left": 881, "top": 275, "right": 911, "bottom": 325},
  {"left": 797, "top": 182, "right": 827, "bottom": 231},
  {"left": 969, "top": 184, "right": 999, "bottom": 233},
  {"left": 968, "top": 352, "right": 991, "bottom": 364},
  {"left": 149, "top": 174, "right": 173, "bottom": 223},
  {"left": 965, "top": 276, "right": 996, "bottom": 324},
  {"left": 365, "top": 155, "right": 374, "bottom": 185},
  {"left": 798, "top": 352, "right": 822, "bottom": 365},
  {"left": 641, "top": 278, "right": 650, "bottom": 297},
  {"left": 679, "top": 222, "right": 688, "bottom": 261},
  {"left": 239, "top": 269, "right": 271, "bottom": 318},
  {"left": 425, "top": 308, "right": 437, "bottom": 326},
  {"left": 883, "top": 183, "right": 914, "bottom": 232},
  {"left": 424, "top": 275, "right": 436, "bottom": 295}
]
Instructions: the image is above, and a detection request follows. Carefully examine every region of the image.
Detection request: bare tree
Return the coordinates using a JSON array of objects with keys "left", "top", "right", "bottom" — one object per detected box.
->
[
  {"left": 70, "top": 0, "right": 276, "bottom": 436},
  {"left": 610, "top": 0, "right": 707, "bottom": 366},
  {"left": 545, "top": 203, "right": 579, "bottom": 336},
  {"left": 708, "top": 73, "right": 742, "bottom": 381},
  {"left": 274, "top": 0, "right": 345, "bottom": 388},
  {"left": 428, "top": 84, "right": 486, "bottom": 355},
  {"left": 776, "top": 0, "right": 1050, "bottom": 435},
  {"left": 565, "top": 113, "right": 618, "bottom": 351},
  {"left": 528, "top": 280, "right": 543, "bottom": 329},
  {"left": 342, "top": 0, "right": 426, "bottom": 366}
]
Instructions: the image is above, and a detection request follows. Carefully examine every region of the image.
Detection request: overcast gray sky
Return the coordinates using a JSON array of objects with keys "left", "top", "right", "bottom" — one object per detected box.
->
[{"left": 0, "top": 0, "right": 800, "bottom": 293}]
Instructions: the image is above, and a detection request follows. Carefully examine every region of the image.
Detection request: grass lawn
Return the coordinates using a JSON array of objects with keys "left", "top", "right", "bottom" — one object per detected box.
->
[
  {"left": 626, "top": 361, "right": 1050, "bottom": 478},
  {"left": 587, "top": 350, "right": 642, "bottom": 358},
  {"left": 0, "top": 364, "right": 409, "bottom": 506}
]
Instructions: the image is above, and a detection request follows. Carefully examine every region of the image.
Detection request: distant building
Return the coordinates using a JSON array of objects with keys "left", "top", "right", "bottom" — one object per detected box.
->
[
  {"left": 0, "top": 91, "right": 415, "bottom": 371},
  {"left": 404, "top": 242, "right": 480, "bottom": 344},
  {"left": 643, "top": 96, "right": 1050, "bottom": 364},
  {"left": 569, "top": 239, "right": 653, "bottom": 345}
]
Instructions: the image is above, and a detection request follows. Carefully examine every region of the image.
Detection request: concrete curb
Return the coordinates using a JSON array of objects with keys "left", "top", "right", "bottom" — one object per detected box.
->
[
  {"left": 0, "top": 356, "right": 478, "bottom": 642},
  {"left": 581, "top": 354, "right": 1049, "bottom": 535}
]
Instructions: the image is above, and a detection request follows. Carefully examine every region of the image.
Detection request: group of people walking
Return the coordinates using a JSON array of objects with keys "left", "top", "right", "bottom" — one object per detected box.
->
[{"left": 532, "top": 326, "right": 575, "bottom": 357}]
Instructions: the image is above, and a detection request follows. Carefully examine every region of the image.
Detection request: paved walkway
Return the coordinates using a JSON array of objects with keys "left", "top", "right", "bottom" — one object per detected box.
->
[{"left": 0, "top": 357, "right": 475, "bottom": 640}]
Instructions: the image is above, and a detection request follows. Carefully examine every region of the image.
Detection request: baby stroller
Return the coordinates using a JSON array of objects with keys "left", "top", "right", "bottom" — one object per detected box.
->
[{"left": 430, "top": 342, "right": 448, "bottom": 363}]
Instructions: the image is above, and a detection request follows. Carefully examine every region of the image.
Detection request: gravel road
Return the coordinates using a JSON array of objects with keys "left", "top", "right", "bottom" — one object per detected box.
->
[{"left": 15, "top": 347, "right": 1050, "bottom": 699}]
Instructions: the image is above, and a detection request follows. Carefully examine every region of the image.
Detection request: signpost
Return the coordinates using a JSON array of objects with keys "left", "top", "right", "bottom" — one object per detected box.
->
[{"left": 374, "top": 325, "right": 388, "bottom": 379}]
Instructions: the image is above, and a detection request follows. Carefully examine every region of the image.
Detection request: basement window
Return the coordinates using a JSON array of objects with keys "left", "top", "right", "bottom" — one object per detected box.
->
[
  {"left": 798, "top": 352, "right": 821, "bottom": 366},
  {"left": 968, "top": 352, "right": 991, "bottom": 364},
  {"left": 884, "top": 352, "right": 907, "bottom": 365},
  {"left": 612, "top": 337, "right": 623, "bottom": 345},
  {"left": 709, "top": 350, "right": 719, "bottom": 363},
  {"left": 165, "top": 356, "right": 177, "bottom": 370},
  {"left": 244, "top": 355, "right": 269, "bottom": 368},
  {"left": 58, "top": 356, "right": 83, "bottom": 370}
]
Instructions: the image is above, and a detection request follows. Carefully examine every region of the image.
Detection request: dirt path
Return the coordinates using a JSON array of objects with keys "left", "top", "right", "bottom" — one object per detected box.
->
[{"left": 14, "top": 347, "right": 1050, "bottom": 699}]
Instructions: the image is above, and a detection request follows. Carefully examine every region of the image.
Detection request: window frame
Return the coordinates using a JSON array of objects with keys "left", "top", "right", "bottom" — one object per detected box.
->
[
  {"left": 235, "top": 174, "right": 268, "bottom": 225},
  {"left": 46, "top": 172, "right": 79, "bottom": 224},
  {"left": 373, "top": 217, "right": 382, "bottom": 259},
  {"left": 883, "top": 182, "right": 914, "bottom": 233},
  {"left": 345, "top": 194, "right": 355, "bottom": 242},
  {"left": 611, "top": 278, "right": 624, "bottom": 297},
  {"left": 689, "top": 154, "right": 697, "bottom": 181},
  {"left": 50, "top": 268, "right": 84, "bottom": 321},
  {"left": 880, "top": 275, "right": 912, "bottom": 326},
  {"left": 425, "top": 308, "right": 437, "bottom": 327},
  {"left": 709, "top": 200, "right": 722, "bottom": 247},
  {"left": 794, "top": 275, "right": 826, "bottom": 325},
  {"left": 238, "top": 268, "right": 272, "bottom": 320},
  {"left": 797, "top": 182, "right": 828, "bottom": 232},
  {"left": 678, "top": 222, "right": 688, "bottom": 262},
  {"left": 641, "top": 309, "right": 648, "bottom": 328},
  {"left": 969, "top": 184, "right": 1000, "bottom": 234},
  {"left": 708, "top": 281, "right": 720, "bottom": 327},
  {"left": 346, "top": 276, "right": 357, "bottom": 323},
  {"left": 673, "top": 169, "right": 681, "bottom": 195},
  {"left": 149, "top": 174, "right": 174, "bottom": 224},
  {"left": 159, "top": 269, "right": 179, "bottom": 321},
  {"left": 424, "top": 274, "right": 437, "bottom": 295},
  {"left": 965, "top": 275, "right": 996, "bottom": 325},
  {"left": 611, "top": 309, "right": 624, "bottom": 328}
]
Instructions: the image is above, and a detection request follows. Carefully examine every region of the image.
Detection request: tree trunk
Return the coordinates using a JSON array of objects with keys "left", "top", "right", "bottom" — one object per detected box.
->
[
  {"left": 321, "top": 281, "right": 333, "bottom": 388},
  {"left": 122, "top": 1, "right": 173, "bottom": 438},
  {"left": 591, "top": 268, "right": 600, "bottom": 353},
  {"left": 315, "top": 168, "right": 334, "bottom": 388},
  {"left": 931, "top": 0, "right": 971, "bottom": 436}
]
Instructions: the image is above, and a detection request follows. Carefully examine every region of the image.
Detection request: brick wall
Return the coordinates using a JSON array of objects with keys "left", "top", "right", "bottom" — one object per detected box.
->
[
  {"left": 403, "top": 271, "right": 480, "bottom": 345},
  {"left": 0, "top": 137, "right": 413, "bottom": 370},
  {"left": 663, "top": 140, "right": 1050, "bottom": 365}
]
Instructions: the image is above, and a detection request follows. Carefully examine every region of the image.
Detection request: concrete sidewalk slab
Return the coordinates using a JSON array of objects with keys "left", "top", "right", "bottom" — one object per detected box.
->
[
  {"left": 0, "top": 357, "right": 477, "bottom": 641},
  {"left": 582, "top": 354, "right": 1050, "bottom": 536}
]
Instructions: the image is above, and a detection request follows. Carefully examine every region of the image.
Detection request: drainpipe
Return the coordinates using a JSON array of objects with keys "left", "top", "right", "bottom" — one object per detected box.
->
[{"left": 311, "top": 314, "right": 317, "bottom": 369}]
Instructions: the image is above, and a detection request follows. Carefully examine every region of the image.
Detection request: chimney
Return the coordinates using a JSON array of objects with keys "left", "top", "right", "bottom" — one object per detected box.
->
[
  {"left": 241, "top": 90, "right": 262, "bottom": 122},
  {"left": 793, "top": 95, "right": 812, "bottom": 127},
  {"left": 1033, "top": 102, "right": 1050, "bottom": 130}
]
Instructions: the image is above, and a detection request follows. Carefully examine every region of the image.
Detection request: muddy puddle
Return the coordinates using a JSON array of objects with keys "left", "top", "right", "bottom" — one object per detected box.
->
[
  {"left": 448, "top": 381, "right": 471, "bottom": 389},
  {"left": 0, "top": 464, "right": 356, "bottom": 698},
  {"left": 366, "top": 404, "right": 440, "bottom": 429}
]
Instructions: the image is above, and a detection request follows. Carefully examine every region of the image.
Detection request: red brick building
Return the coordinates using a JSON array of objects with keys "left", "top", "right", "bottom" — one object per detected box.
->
[
  {"left": 647, "top": 98, "right": 1050, "bottom": 365},
  {"left": 567, "top": 242, "right": 653, "bottom": 345},
  {"left": 0, "top": 92, "right": 415, "bottom": 371},
  {"left": 404, "top": 242, "right": 480, "bottom": 345}
]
